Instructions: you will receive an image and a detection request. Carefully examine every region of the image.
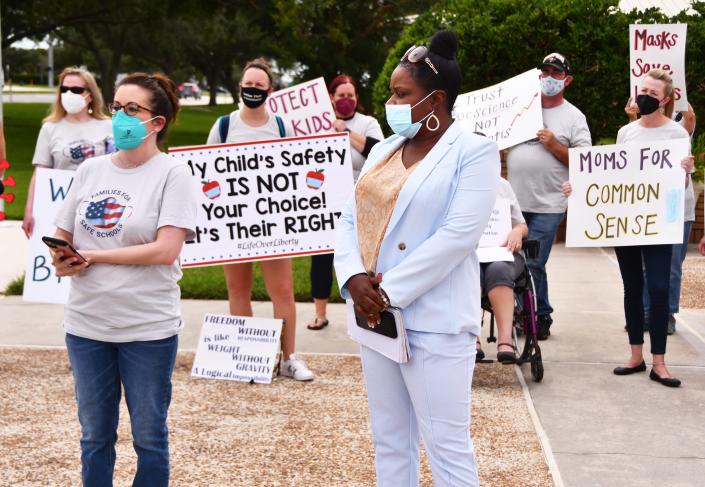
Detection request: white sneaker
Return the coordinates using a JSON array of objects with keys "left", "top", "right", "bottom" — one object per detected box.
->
[{"left": 280, "top": 354, "right": 315, "bottom": 381}]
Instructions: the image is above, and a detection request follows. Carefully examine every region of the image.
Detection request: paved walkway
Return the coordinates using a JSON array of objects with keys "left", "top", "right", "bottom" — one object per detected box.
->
[{"left": 1, "top": 217, "right": 704, "bottom": 486}]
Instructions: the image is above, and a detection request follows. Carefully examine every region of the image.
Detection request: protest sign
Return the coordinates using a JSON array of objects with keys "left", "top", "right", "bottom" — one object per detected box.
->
[
  {"left": 629, "top": 24, "right": 688, "bottom": 112},
  {"left": 22, "top": 168, "right": 73, "bottom": 304},
  {"left": 477, "top": 198, "right": 514, "bottom": 263},
  {"left": 267, "top": 77, "right": 336, "bottom": 137},
  {"left": 453, "top": 69, "right": 542, "bottom": 150},
  {"left": 169, "top": 133, "right": 354, "bottom": 267},
  {"left": 191, "top": 314, "right": 283, "bottom": 384},
  {"left": 566, "top": 138, "right": 688, "bottom": 247}
]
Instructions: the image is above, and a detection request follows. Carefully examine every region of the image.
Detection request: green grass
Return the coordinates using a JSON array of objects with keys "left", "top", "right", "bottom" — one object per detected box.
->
[
  {"left": 4, "top": 257, "right": 342, "bottom": 302},
  {"left": 2, "top": 103, "right": 343, "bottom": 301}
]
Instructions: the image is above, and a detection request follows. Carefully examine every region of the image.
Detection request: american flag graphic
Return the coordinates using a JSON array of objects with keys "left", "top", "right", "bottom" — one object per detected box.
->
[
  {"left": 70, "top": 144, "right": 96, "bottom": 161},
  {"left": 86, "top": 197, "right": 126, "bottom": 229}
]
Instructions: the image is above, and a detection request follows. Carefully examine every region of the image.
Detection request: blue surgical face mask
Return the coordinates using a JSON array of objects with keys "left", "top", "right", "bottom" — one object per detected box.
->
[
  {"left": 540, "top": 76, "right": 566, "bottom": 97},
  {"left": 385, "top": 90, "right": 437, "bottom": 139},
  {"left": 112, "top": 110, "right": 158, "bottom": 150}
]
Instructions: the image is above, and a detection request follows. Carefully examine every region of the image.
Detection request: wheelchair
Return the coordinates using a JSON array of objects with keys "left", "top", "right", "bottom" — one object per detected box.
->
[{"left": 479, "top": 239, "right": 544, "bottom": 382}]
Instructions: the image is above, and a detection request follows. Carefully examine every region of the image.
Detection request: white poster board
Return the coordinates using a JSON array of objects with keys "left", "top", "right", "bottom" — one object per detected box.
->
[
  {"left": 477, "top": 198, "right": 514, "bottom": 263},
  {"left": 453, "top": 69, "right": 542, "bottom": 150},
  {"left": 191, "top": 314, "right": 283, "bottom": 384},
  {"left": 266, "top": 77, "right": 336, "bottom": 136},
  {"left": 629, "top": 24, "right": 688, "bottom": 112},
  {"left": 566, "top": 138, "right": 688, "bottom": 247},
  {"left": 22, "top": 168, "right": 73, "bottom": 304},
  {"left": 169, "top": 133, "right": 354, "bottom": 267}
]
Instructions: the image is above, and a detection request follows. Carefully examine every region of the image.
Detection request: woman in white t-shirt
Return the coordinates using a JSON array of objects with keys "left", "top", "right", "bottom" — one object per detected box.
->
[
  {"left": 307, "top": 74, "right": 383, "bottom": 331},
  {"left": 23, "top": 66, "right": 114, "bottom": 237},
  {"left": 51, "top": 72, "right": 197, "bottom": 486},
  {"left": 205, "top": 58, "right": 314, "bottom": 381},
  {"left": 608, "top": 70, "right": 693, "bottom": 387}
]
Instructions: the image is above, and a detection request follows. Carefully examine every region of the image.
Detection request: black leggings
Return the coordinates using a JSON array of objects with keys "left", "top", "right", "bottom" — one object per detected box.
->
[
  {"left": 615, "top": 244, "right": 672, "bottom": 355},
  {"left": 310, "top": 253, "right": 335, "bottom": 300}
]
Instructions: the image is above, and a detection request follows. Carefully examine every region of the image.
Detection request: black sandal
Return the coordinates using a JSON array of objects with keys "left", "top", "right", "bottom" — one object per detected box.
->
[
  {"left": 307, "top": 318, "right": 329, "bottom": 330},
  {"left": 496, "top": 342, "right": 517, "bottom": 364}
]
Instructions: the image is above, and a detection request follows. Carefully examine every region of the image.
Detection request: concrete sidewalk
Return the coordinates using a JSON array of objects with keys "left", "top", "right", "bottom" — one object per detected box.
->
[{"left": 2, "top": 234, "right": 705, "bottom": 486}]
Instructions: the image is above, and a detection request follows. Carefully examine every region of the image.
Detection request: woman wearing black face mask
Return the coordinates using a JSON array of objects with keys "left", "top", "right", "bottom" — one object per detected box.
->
[
  {"left": 205, "top": 58, "right": 315, "bottom": 382},
  {"left": 612, "top": 69, "right": 695, "bottom": 387}
]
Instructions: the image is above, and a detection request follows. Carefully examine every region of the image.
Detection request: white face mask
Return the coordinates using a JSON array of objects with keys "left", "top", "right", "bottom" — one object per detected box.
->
[
  {"left": 540, "top": 76, "right": 566, "bottom": 97},
  {"left": 61, "top": 91, "right": 88, "bottom": 114}
]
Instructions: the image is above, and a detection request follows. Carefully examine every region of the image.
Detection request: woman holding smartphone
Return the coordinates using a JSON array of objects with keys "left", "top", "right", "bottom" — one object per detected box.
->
[
  {"left": 23, "top": 66, "right": 113, "bottom": 237},
  {"left": 51, "top": 72, "right": 197, "bottom": 486}
]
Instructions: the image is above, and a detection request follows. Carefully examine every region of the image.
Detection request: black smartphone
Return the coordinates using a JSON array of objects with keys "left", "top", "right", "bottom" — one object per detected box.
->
[
  {"left": 354, "top": 310, "right": 398, "bottom": 339},
  {"left": 42, "top": 236, "right": 88, "bottom": 264}
]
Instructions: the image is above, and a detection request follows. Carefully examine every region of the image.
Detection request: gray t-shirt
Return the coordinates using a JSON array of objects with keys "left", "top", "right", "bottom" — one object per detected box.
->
[
  {"left": 507, "top": 100, "right": 591, "bottom": 213},
  {"left": 206, "top": 110, "right": 293, "bottom": 144},
  {"left": 33, "top": 118, "right": 115, "bottom": 169},
  {"left": 616, "top": 119, "right": 694, "bottom": 221},
  {"left": 55, "top": 153, "right": 198, "bottom": 342},
  {"left": 343, "top": 112, "right": 384, "bottom": 181},
  {"left": 497, "top": 178, "right": 526, "bottom": 226}
]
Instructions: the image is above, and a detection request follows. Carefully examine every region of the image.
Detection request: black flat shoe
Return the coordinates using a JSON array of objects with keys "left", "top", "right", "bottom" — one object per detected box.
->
[
  {"left": 649, "top": 369, "right": 681, "bottom": 387},
  {"left": 475, "top": 347, "right": 485, "bottom": 362},
  {"left": 613, "top": 361, "right": 646, "bottom": 375},
  {"left": 496, "top": 342, "right": 517, "bottom": 364}
]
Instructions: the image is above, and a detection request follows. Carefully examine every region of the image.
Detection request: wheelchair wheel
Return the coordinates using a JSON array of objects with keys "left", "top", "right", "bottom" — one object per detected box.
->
[{"left": 530, "top": 355, "right": 544, "bottom": 382}]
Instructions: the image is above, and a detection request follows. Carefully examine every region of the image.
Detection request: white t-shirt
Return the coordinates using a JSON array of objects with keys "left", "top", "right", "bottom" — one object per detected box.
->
[
  {"left": 55, "top": 153, "right": 198, "bottom": 342},
  {"left": 206, "top": 110, "right": 293, "bottom": 145},
  {"left": 616, "top": 119, "right": 694, "bottom": 222},
  {"left": 32, "top": 118, "right": 114, "bottom": 170},
  {"left": 507, "top": 100, "right": 591, "bottom": 213},
  {"left": 342, "top": 112, "right": 384, "bottom": 181},
  {"left": 497, "top": 178, "right": 525, "bottom": 226}
]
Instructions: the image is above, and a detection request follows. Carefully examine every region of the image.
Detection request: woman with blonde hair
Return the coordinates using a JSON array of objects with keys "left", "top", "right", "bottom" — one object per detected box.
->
[
  {"left": 22, "top": 66, "right": 114, "bottom": 237},
  {"left": 610, "top": 69, "right": 694, "bottom": 387}
]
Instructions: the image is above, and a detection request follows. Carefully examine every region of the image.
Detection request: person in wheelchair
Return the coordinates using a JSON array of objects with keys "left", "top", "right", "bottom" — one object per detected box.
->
[{"left": 477, "top": 177, "right": 528, "bottom": 364}]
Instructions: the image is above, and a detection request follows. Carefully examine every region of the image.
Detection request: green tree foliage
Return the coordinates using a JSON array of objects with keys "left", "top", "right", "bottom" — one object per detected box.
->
[
  {"left": 372, "top": 0, "right": 705, "bottom": 142},
  {"left": 272, "top": 0, "right": 434, "bottom": 111}
]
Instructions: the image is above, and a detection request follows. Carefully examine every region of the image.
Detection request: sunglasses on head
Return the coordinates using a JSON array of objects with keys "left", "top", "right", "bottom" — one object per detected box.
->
[
  {"left": 401, "top": 45, "right": 439, "bottom": 75},
  {"left": 108, "top": 101, "right": 154, "bottom": 116},
  {"left": 60, "top": 86, "right": 87, "bottom": 95}
]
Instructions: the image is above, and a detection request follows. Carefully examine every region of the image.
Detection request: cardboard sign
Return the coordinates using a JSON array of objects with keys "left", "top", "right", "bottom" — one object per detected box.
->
[
  {"left": 453, "top": 69, "right": 542, "bottom": 150},
  {"left": 629, "top": 24, "right": 688, "bottom": 112},
  {"left": 22, "top": 168, "right": 73, "bottom": 304},
  {"left": 266, "top": 77, "right": 336, "bottom": 136},
  {"left": 191, "top": 314, "right": 283, "bottom": 384},
  {"left": 477, "top": 198, "right": 514, "bottom": 263},
  {"left": 566, "top": 138, "right": 688, "bottom": 247},
  {"left": 169, "top": 133, "right": 354, "bottom": 267}
]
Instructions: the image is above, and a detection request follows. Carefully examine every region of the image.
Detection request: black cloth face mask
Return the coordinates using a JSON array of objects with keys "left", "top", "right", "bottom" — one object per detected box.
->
[
  {"left": 241, "top": 86, "right": 269, "bottom": 108},
  {"left": 635, "top": 94, "right": 661, "bottom": 115}
]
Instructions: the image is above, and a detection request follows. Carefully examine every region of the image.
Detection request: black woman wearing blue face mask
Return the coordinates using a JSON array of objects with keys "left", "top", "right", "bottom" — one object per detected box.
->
[
  {"left": 50, "top": 72, "right": 198, "bottom": 486},
  {"left": 334, "top": 30, "right": 499, "bottom": 486}
]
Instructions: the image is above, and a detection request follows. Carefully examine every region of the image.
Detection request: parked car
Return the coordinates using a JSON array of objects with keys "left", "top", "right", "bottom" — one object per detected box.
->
[{"left": 178, "top": 82, "right": 201, "bottom": 99}]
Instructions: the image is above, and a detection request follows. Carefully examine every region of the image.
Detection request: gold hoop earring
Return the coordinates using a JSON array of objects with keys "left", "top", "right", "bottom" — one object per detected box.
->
[{"left": 426, "top": 113, "right": 440, "bottom": 132}]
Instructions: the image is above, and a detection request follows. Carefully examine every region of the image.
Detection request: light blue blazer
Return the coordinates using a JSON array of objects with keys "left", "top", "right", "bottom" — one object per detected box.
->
[{"left": 334, "top": 121, "right": 500, "bottom": 336}]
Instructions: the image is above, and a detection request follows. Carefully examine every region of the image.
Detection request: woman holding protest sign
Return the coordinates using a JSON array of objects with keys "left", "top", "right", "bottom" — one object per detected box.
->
[
  {"left": 335, "top": 30, "right": 498, "bottom": 486},
  {"left": 205, "top": 58, "right": 314, "bottom": 381},
  {"left": 50, "top": 72, "right": 197, "bottom": 486},
  {"left": 307, "top": 74, "right": 383, "bottom": 331},
  {"left": 610, "top": 69, "right": 694, "bottom": 387},
  {"left": 22, "top": 67, "right": 114, "bottom": 238}
]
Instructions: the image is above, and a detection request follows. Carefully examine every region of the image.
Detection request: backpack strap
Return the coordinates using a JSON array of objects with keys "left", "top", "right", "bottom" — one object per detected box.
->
[
  {"left": 218, "top": 115, "right": 230, "bottom": 143},
  {"left": 275, "top": 115, "right": 286, "bottom": 138}
]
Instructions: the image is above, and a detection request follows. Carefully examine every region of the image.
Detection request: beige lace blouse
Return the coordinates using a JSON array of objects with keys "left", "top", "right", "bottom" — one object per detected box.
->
[{"left": 355, "top": 147, "right": 420, "bottom": 274}]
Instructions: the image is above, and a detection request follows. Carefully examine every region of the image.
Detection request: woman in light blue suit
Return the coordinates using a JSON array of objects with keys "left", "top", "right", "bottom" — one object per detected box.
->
[{"left": 334, "top": 31, "right": 499, "bottom": 487}]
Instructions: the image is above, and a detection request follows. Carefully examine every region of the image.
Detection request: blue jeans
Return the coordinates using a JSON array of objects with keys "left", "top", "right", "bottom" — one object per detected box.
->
[
  {"left": 522, "top": 212, "right": 565, "bottom": 317},
  {"left": 643, "top": 220, "right": 693, "bottom": 315},
  {"left": 66, "top": 333, "right": 178, "bottom": 487}
]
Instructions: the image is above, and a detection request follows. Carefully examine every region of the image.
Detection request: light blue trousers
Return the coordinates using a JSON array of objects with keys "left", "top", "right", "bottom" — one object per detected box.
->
[{"left": 361, "top": 330, "right": 479, "bottom": 487}]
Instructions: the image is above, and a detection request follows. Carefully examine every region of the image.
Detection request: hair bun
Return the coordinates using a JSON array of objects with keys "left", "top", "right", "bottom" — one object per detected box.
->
[{"left": 429, "top": 30, "right": 458, "bottom": 60}]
